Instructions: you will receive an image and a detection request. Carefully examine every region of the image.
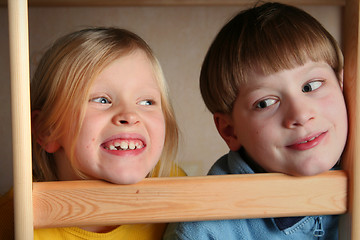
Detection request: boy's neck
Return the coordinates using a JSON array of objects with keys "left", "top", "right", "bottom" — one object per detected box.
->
[{"left": 239, "top": 147, "right": 267, "bottom": 173}]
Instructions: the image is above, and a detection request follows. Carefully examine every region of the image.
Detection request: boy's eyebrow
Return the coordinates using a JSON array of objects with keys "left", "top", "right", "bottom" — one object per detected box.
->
[
  {"left": 238, "top": 84, "right": 271, "bottom": 103},
  {"left": 239, "top": 64, "right": 335, "bottom": 97},
  {"left": 239, "top": 77, "right": 275, "bottom": 92}
]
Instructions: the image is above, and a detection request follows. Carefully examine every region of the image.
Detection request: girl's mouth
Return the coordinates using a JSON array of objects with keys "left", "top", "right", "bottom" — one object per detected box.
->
[{"left": 102, "top": 139, "right": 145, "bottom": 151}]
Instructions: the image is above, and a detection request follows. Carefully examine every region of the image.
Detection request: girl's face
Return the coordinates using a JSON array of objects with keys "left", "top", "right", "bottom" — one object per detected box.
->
[
  {"left": 55, "top": 49, "right": 166, "bottom": 184},
  {"left": 216, "top": 61, "right": 348, "bottom": 176}
]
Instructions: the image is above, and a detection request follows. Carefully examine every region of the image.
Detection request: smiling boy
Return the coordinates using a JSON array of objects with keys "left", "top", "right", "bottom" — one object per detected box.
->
[
  {"left": 224, "top": 61, "right": 347, "bottom": 177},
  {"left": 164, "top": 2, "right": 347, "bottom": 239}
]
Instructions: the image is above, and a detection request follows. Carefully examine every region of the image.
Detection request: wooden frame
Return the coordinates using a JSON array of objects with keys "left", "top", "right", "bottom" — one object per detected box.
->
[
  {"left": 33, "top": 171, "right": 347, "bottom": 228},
  {"left": 343, "top": 0, "right": 360, "bottom": 238},
  {"left": 8, "top": 0, "right": 33, "bottom": 239},
  {"left": 0, "top": 0, "right": 347, "bottom": 7},
  {"left": 7, "top": 0, "right": 359, "bottom": 239}
]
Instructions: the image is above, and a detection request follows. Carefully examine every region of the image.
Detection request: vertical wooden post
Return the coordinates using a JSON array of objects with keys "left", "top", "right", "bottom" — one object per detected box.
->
[
  {"left": 343, "top": 0, "right": 360, "bottom": 239},
  {"left": 8, "top": 0, "right": 33, "bottom": 239}
]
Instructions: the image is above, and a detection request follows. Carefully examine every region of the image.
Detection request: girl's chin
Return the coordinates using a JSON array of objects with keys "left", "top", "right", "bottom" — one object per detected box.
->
[
  {"left": 108, "top": 178, "right": 144, "bottom": 185},
  {"left": 104, "top": 173, "right": 148, "bottom": 185}
]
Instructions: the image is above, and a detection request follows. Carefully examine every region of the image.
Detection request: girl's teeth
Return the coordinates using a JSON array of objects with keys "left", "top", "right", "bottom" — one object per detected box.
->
[
  {"left": 105, "top": 140, "right": 143, "bottom": 150},
  {"left": 120, "top": 141, "right": 128, "bottom": 149}
]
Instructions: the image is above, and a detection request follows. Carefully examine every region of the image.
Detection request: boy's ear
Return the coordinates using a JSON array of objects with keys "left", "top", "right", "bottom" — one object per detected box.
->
[
  {"left": 31, "top": 110, "right": 61, "bottom": 153},
  {"left": 213, "top": 112, "right": 241, "bottom": 151}
]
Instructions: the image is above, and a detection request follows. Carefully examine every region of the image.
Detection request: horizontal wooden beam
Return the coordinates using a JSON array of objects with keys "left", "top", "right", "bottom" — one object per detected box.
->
[
  {"left": 33, "top": 170, "right": 347, "bottom": 229},
  {"left": 0, "top": 0, "right": 346, "bottom": 7}
]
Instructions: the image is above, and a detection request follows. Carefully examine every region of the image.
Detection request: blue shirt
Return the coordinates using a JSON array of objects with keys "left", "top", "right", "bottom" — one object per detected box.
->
[{"left": 163, "top": 150, "right": 339, "bottom": 240}]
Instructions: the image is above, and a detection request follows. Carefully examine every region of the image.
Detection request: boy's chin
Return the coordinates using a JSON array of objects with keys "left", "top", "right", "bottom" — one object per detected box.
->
[{"left": 290, "top": 164, "right": 335, "bottom": 177}]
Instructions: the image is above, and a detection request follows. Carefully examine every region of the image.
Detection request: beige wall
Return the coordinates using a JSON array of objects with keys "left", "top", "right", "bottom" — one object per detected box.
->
[{"left": 0, "top": 5, "right": 342, "bottom": 194}]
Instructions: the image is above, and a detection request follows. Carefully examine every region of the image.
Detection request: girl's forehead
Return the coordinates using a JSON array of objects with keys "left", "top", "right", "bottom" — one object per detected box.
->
[{"left": 89, "top": 52, "right": 159, "bottom": 90}]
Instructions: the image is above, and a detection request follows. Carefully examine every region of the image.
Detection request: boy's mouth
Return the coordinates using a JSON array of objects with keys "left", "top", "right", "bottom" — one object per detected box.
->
[
  {"left": 102, "top": 139, "right": 145, "bottom": 151},
  {"left": 287, "top": 131, "right": 327, "bottom": 150},
  {"left": 298, "top": 135, "right": 318, "bottom": 144}
]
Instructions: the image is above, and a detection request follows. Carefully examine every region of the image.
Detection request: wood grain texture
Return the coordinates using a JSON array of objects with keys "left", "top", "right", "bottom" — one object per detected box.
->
[
  {"left": 343, "top": 0, "right": 360, "bottom": 239},
  {"left": 8, "top": 0, "right": 33, "bottom": 239},
  {"left": 33, "top": 171, "right": 347, "bottom": 228},
  {"left": 0, "top": 0, "right": 346, "bottom": 7}
]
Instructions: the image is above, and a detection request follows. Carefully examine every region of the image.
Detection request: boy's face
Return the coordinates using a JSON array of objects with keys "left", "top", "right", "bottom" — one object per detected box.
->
[
  {"left": 216, "top": 61, "right": 347, "bottom": 176},
  {"left": 53, "top": 49, "right": 165, "bottom": 184}
]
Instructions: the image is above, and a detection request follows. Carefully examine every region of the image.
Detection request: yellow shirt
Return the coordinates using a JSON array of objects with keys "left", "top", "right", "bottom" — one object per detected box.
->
[
  {"left": 0, "top": 166, "right": 186, "bottom": 240},
  {"left": 34, "top": 224, "right": 166, "bottom": 240},
  {"left": 0, "top": 188, "right": 14, "bottom": 240}
]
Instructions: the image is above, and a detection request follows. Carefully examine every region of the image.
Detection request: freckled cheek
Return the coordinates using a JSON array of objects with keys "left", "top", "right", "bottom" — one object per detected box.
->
[
  {"left": 77, "top": 120, "right": 99, "bottom": 151},
  {"left": 77, "top": 135, "right": 94, "bottom": 152},
  {"left": 239, "top": 121, "right": 264, "bottom": 147},
  {"left": 254, "top": 127, "right": 272, "bottom": 145},
  {"left": 249, "top": 118, "right": 271, "bottom": 135},
  {"left": 251, "top": 119, "right": 280, "bottom": 148},
  {"left": 85, "top": 141, "right": 93, "bottom": 149}
]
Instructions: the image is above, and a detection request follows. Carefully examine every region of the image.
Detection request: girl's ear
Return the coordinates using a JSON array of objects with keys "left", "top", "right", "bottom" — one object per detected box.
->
[
  {"left": 213, "top": 113, "right": 241, "bottom": 151},
  {"left": 31, "top": 110, "right": 61, "bottom": 153}
]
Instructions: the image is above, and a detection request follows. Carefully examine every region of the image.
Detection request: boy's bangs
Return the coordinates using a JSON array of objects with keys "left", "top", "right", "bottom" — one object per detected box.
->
[
  {"left": 237, "top": 5, "right": 340, "bottom": 78},
  {"left": 243, "top": 26, "right": 338, "bottom": 77}
]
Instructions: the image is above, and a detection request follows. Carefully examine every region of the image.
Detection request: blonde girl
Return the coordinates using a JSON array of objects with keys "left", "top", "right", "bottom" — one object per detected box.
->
[{"left": 1, "top": 27, "right": 185, "bottom": 239}]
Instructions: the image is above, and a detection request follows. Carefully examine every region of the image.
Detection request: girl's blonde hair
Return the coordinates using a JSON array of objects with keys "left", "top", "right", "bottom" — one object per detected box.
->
[
  {"left": 31, "top": 27, "right": 178, "bottom": 181},
  {"left": 200, "top": 2, "right": 344, "bottom": 114}
]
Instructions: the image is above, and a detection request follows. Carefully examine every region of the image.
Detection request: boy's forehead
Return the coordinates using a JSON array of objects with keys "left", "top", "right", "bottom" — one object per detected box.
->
[{"left": 240, "top": 61, "right": 335, "bottom": 89}]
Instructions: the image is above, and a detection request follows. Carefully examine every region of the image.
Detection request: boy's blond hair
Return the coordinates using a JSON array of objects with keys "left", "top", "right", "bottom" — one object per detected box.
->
[
  {"left": 200, "top": 2, "right": 343, "bottom": 114},
  {"left": 31, "top": 27, "right": 178, "bottom": 181}
]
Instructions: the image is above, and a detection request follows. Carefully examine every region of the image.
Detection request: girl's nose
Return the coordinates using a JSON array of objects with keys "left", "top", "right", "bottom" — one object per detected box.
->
[
  {"left": 113, "top": 111, "right": 139, "bottom": 126},
  {"left": 283, "top": 98, "right": 315, "bottom": 128}
]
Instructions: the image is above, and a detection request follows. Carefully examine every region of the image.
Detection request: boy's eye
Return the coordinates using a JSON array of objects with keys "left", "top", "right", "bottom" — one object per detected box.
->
[
  {"left": 255, "top": 98, "right": 277, "bottom": 109},
  {"left": 91, "top": 97, "right": 111, "bottom": 104},
  {"left": 138, "top": 100, "right": 154, "bottom": 106},
  {"left": 302, "top": 81, "right": 323, "bottom": 93}
]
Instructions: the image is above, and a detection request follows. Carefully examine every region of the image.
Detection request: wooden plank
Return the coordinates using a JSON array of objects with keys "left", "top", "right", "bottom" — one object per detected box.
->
[
  {"left": 33, "top": 171, "right": 347, "bottom": 229},
  {"left": 7, "top": 0, "right": 33, "bottom": 239},
  {"left": 0, "top": 0, "right": 346, "bottom": 7},
  {"left": 342, "top": 0, "right": 360, "bottom": 239}
]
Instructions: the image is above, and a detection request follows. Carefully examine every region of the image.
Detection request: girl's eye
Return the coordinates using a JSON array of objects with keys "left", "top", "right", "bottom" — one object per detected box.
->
[
  {"left": 91, "top": 97, "right": 111, "bottom": 104},
  {"left": 255, "top": 98, "right": 277, "bottom": 109},
  {"left": 138, "top": 100, "right": 154, "bottom": 106},
  {"left": 302, "top": 81, "right": 323, "bottom": 93}
]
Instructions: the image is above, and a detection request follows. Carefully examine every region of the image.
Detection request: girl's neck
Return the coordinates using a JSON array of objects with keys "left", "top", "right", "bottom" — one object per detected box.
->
[{"left": 81, "top": 225, "right": 119, "bottom": 233}]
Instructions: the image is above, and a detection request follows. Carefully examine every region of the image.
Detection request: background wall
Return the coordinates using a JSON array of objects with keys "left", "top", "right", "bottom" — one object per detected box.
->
[{"left": 0, "top": 4, "right": 342, "bottom": 194}]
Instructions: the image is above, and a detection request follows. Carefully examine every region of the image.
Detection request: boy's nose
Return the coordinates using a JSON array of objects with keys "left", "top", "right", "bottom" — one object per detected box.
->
[{"left": 283, "top": 98, "right": 315, "bottom": 128}]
